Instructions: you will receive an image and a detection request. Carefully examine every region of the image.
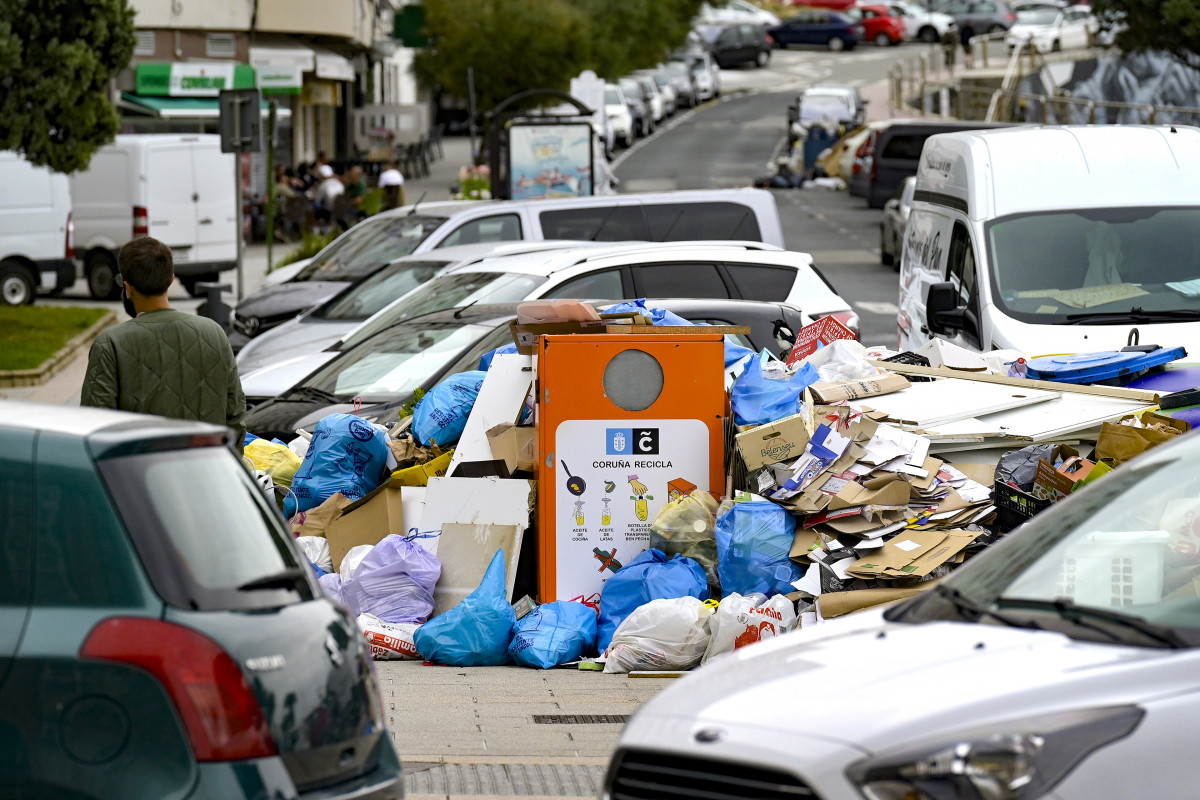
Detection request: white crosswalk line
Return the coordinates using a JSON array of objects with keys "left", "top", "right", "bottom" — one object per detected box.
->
[{"left": 855, "top": 301, "right": 901, "bottom": 315}]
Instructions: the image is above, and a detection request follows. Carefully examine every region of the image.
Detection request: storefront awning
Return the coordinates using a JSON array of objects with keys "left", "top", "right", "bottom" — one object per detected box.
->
[
  {"left": 313, "top": 46, "right": 355, "bottom": 82},
  {"left": 120, "top": 93, "right": 292, "bottom": 120},
  {"left": 250, "top": 39, "right": 355, "bottom": 84}
]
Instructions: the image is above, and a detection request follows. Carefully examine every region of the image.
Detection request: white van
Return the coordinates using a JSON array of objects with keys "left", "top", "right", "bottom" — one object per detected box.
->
[
  {"left": 0, "top": 152, "right": 73, "bottom": 306},
  {"left": 70, "top": 134, "right": 236, "bottom": 299},
  {"left": 261, "top": 187, "right": 784, "bottom": 287},
  {"left": 898, "top": 125, "right": 1200, "bottom": 356}
]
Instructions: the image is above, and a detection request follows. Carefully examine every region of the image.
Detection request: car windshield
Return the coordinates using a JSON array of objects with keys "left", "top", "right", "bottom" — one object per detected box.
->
[
  {"left": 801, "top": 95, "right": 853, "bottom": 120},
  {"left": 1016, "top": 7, "right": 1061, "bottom": 23},
  {"left": 694, "top": 25, "right": 724, "bottom": 43},
  {"left": 605, "top": 88, "right": 622, "bottom": 104},
  {"left": 665, "top": 62, "right": 690, "bottom": 77},
  {"left": 338, "top": 271, "right": 546, "bottom": 350},
  {"left": 294, "top": 215, "right": 448, "bottom": 281},
  {"left": 311, "top": 259, "right": 449, "bottom": 321},
  {"left": 101, "top": 446, "right": 310, "bottom": 611},
  {"left": 986, "top": 207, "right": 1200, "bottom": 324},
  {"left": 895, "top": 437, "right": 1200, "bottom": 647},
  {"left": 651, "top": 75, "right": 669, "bottom": 89},
  {"left": 308, "top": 322, "right": 491, "bottom": 401},
  {"left": 619, "top": 78, "right": 641, "bottom": 97}
]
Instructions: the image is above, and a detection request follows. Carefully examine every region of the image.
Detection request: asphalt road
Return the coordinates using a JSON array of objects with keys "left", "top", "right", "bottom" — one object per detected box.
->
[{"left": 614, "top": 43, "right": 933, "bottom": 346}]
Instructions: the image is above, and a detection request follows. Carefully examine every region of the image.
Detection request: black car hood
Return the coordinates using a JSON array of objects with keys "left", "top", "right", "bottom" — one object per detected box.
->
[
  {"left": 244, "top": 395, "right": 412, "bottom": 443},
  {"left": 236, "top": 281, "right": 346, "bottom": 322}
]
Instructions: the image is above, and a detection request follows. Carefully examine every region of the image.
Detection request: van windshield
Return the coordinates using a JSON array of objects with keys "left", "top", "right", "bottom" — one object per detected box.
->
[
  {"left": 294, "top": 215, "right": 448, "bottom": 282},
  {"left": 986, "top": 207, "right": 1200, "bottom": 324}
]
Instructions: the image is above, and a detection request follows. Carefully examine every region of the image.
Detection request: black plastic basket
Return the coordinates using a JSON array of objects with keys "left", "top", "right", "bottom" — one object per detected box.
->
[
  {"left": 882, "top": 351, "right": 934, "bottom": 382},
  {"left": 991, "top": 484, "right": 1052, "bottom": 532}
]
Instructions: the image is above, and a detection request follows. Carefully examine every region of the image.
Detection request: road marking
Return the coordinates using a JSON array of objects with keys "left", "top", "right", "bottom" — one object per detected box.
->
[{"left": 856, "top": 301, "right": 900, "bottom": 315}]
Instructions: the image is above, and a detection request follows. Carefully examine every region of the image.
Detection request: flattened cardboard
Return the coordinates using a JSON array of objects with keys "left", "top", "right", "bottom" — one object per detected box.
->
[
  {"left": 846, "top": 529, "right": 979, "bottom": 579},
  {"left": 420, "top": 477, "right": 536, "bottom": 558},
  {"left": 432, "top": 523, "right": 522, "bottom": 617},
  {"left": 818, "top": 585, "right": 929, "bottom": 618},
  {"left": 324, "top": 483, "right": 406, "bottom": 571},
  {"left": 487, "top": 424, "right": 536, "bottom": 473},
  {"left": 827, "top": 475, "right": 911, "bottom": 512},
  {"left": 736, "top": 412, "right": 811, "bottom": 472},
  {"left": 789, "top": 529, "right": 824, "bottom": 563},
  {"left": 289, "top": 492, "right": 354, "bottom": 538},
  {"left": 808, "top": 372, "right": 912, "bottom": 404}
]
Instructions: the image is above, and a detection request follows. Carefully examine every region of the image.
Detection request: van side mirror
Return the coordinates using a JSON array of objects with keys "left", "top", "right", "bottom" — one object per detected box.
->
[{"left": 926, "top": 281, "right": 964, "bottom": 335}]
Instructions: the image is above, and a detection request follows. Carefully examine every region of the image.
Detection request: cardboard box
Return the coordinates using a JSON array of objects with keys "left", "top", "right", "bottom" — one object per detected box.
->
[
  {"left": 391, "top": 449, "right": 453, "bottom": 487},
  {"left": 808, "top": 372, "right": 911, "bottom": 404},
  {"left": 735, "top": 411, "right": 812, "bottom": 472},
  {"left": 1032, "top": 456, "right": 1096, "bottom": 502},
  {"left": 785, "top": 316, "right": 857, "bottom": 365},
  {"left": 324, "top": 479, "right": 406, "bottom": 571},
  {"left": 487, "top": 423, "right": 536, "bottom": 473},
  {"left": 667, "top": 478, "right": 697, "bottom": 503},
  {"left": 509, "top": 312, "right": 643, "bottom": 354}
]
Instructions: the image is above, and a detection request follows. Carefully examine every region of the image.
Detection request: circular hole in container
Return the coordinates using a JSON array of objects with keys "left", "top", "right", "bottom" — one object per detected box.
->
[{"left": 603, "top": 349, "right": 664, "bottom": 411}]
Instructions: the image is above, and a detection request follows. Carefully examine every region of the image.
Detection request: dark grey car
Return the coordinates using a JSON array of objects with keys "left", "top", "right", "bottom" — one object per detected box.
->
[{"left": 864, "top": 120, "right": 1013, "bottom": 208}]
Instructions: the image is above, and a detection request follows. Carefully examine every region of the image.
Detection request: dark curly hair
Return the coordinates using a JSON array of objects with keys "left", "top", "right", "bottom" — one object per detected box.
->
[{"left": 118, "top": 236, "right": 174, "bottom": 296}]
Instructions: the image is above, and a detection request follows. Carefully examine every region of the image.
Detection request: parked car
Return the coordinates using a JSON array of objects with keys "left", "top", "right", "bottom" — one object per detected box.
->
[
  {"left": 240, "top": 187, "right": 786, "bottom": 345},
  {"left": 933, "top": 0, "right": 1018, "bottom": 32},
  {"left": 617, "top": 76, "right": 653, "bottom": 136},
  {"left": 858, "top": 3, "right": 908, "bottom": 44},
  {"left": 604, "top": 83, "right": 636, "bottom": 147},
  {"left": 0, "top": 151, "right": 73, "bottom": 305},
  {"left": 634, "top": 74, "right": 665, "bottom": 124},
  {"left": 696, "top": 0, "right": 781, "bottom": 26},
  {"left": 884, "top": 0, "right": 958, "bottom": 42},
  {"left": 880, "top": 174, "right": 915, "bottom": 268},
  {"left": 694, "top": 22, "right": 773, "bottom": 68},
  {"left": 0, "top": 401, "right": 403, "bottom": 799},
  {"left": 670, "top": 49, "right": 721, "bottom": 101},
  {"left": 604, "top": 426, "right": 1200, "bottom": 800},
  {"left": 1006, "top": 3, "right": 1097, "bottom": 51},
  {"left": 243, "top": 298, "right": 813, "bottom": 440},
  {"left": 862, "top": 119, "right": 1012, "bottom": 208},
  {"left": 767, "top": 8, "right": 866, "bottom": 51},
  {"left": 661, "top": 61, "right": 698, "bottom": 109},
  {"left": 236, "top": 241, "right": 599, "bottom": 403},
  {"left": 796, "top": 85, "right": 868, "bottom": 129},
  {"left": 636, "top": 69, "right": 677, "bottom": 116},
  {"left": 70, "top": 134, "right": 236, "bottom": 299}
]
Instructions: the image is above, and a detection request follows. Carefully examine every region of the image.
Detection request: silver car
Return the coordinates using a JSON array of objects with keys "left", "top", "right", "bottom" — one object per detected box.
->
[{"left": 880, "top": 175, "right": 915, "bottom": 269}]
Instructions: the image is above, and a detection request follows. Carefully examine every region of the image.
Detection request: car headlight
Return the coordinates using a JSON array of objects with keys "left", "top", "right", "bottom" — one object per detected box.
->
[{"left": 846, "top": 706, "right": 1142, "bottom": 800}]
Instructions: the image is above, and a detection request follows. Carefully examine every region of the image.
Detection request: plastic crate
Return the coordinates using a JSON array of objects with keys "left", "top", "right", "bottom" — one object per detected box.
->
[
  {"left": 1058, "top": 530, "right": 1170, "bottom": 607},
  {"left": 992, "top": 484, "right": 1052, "bottom": 532},
  {"left": 881, "top": 351, "right": 934, "bottom": 382}
]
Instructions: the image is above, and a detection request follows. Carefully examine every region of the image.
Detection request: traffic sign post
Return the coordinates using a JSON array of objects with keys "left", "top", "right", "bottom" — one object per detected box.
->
[{"left": 218, "top": 88, "right": 262, "bottom": 302}]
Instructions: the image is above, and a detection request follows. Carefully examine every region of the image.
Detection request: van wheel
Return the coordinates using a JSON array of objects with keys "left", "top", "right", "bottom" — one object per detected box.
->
[
  {"left": 86, "top": 250, "right": 120, "bottom": 300},
  {"left": 0, "top": 260, "right": 35, "bottom": 306},
  {"left": 828, "top": 36, "right": 846, "bottom": 52},
  {"left": 919, "top": 26, "right": 939, "bottom": 43}
]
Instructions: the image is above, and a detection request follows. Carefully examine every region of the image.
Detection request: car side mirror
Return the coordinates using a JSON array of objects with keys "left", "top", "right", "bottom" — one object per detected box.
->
[{"left": 926, "top": 281, "right": 964, "bottom": 335}]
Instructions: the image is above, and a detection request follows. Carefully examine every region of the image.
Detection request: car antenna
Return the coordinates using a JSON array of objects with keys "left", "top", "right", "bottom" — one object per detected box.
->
[{"left": 407, "top": 191, "right": 428, "bottom": 216}]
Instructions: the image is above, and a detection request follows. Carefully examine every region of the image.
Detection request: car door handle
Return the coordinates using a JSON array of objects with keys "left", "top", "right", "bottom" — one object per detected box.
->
[{"left": 199, "top": 218, "right": 213, "bottom": 225}]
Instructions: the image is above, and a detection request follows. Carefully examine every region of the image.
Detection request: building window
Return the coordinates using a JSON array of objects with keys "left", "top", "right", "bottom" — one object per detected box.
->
[
  {"left": 205, "top": 33, "right": 236, "bottom": 59},
  {"left": 134, "top": 30, "right": 156, "bottom": 56}
]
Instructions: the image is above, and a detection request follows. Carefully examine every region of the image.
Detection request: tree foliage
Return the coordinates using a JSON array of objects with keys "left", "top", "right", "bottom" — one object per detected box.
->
[
  {"left": 415, "top": 0, "right": 705, "bottom": 112},
  {"left": 1090, "top": 0, "right": 1200, "bottom": 70},
  {"left": 0, "top": 0, "right": 135, "bottom": 173}
]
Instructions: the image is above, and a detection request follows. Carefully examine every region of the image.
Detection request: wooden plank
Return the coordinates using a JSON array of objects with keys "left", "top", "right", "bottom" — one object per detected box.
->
[{"left": 869, "top": 360, "right": 1160, "bottom": 403}]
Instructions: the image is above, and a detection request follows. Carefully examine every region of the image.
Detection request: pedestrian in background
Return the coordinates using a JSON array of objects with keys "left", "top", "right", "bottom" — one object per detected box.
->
[
  {"left": 960, "top": 18, "right": 977, "bottom": 68},
  {"left": 345, "top": 164, "right": 368, "bottom": 215},
  {"left": 81, "top": 237, "right": 246, "bottom": 445},
  {"left": 378, "top": 161, "right": 405, "bottom": 208}
]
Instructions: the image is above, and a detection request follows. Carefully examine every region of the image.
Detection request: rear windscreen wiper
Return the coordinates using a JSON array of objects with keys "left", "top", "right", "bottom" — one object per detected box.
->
[
  {"left": 1061, "top": 308, "right": 1200, "bottom": 325},
  {"left": 238, "top": 567, "right": 308, "bottom": 592},
  {"left": 996, "top": 597, "right": 1188, "bottom": 649}
]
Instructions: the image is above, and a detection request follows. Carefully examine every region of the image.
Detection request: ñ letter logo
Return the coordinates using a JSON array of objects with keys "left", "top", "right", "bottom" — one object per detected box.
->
[{"left": 612, "top": 431, "right": 626, "bottom": 452}]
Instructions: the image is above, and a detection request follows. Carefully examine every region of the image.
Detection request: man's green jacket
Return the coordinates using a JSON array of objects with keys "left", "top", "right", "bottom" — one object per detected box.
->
[{"left": 81, "top": 309, "right": 247, "bottom": 445}]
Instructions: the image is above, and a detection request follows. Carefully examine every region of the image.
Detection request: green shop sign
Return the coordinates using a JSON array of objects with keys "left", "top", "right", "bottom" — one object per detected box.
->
[{"left": 136, "top": 63, "right": 257, "bottom": 97}]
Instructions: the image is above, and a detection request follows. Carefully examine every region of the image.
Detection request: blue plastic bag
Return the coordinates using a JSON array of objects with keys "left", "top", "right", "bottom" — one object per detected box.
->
[
  {"left": 597, "top": 549, "right": 709, "bottom": 653},
  {"left": 730, "top": 354, "right": 820, "bottom": 426},
  {"left": 714, "top": 500, "right": 802, "bottom": 597},
  {"left": 414, "top": 549, "right": 515, "bottom": 666},
  {"left": 283, "top": 413, "right": 390, "bottom": 518},
  {"left": 412, "top": 370, "right": 486, "bottom": 447},
  {"left": 507, "top": 601, "right": 598, "bottom": 669},
  {"left": 604, "top": 298, "right": 693, "bottom": 327},
  {"left": 339, "top": 534, "right": 442, "bottom": 624},
  {"left": 479, "top": 343, "right": 519, "bottom": 371},
  {"left": 724, "top": 339, "right": 756, "bottom": 368}
]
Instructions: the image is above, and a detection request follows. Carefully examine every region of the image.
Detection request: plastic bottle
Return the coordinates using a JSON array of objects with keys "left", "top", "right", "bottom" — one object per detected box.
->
[{"left": 1007, "top": 357, "right": 1028, "bottom": 379}]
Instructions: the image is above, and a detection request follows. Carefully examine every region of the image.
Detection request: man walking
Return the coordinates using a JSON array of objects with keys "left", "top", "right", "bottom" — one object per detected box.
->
[{"left": 81, "top": 236, "right": 246, "bottom": 444}]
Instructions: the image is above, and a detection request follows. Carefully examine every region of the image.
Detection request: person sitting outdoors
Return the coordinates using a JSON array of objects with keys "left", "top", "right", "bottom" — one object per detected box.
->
[
  {"left": 273, "top": 166, "right": 296, "bottom": 201},
  {"left": 312, "top": 164, "right": 345, "bottom": 227},
  {"left": 378, "top": 161, "right": 405, "bottom": 208},
  {"left": 345, "top": 164, "right": 368, "bottom": 214}
]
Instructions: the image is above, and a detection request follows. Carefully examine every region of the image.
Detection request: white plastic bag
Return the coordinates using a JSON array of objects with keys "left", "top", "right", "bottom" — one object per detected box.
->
[
  {"left": 603, "top": 597, "right": 714, "bottom": 674},
  {"left": 340, "top": 544, "right": 373, "bottom": 581},
  {"left": 702, "top": 593, "right": 798, "bottom": 664},
  {"left": 296, "top": 536, "right": 333, "bottom": 573},
  {"left": 287, "top": 435, "right": 310, "bottom": 460},
  {"left": 802, "top": 340, "right": 881, "bottom": 383},
  {"left": 357, "top": 613, "right": 422, "bottom": 660}
]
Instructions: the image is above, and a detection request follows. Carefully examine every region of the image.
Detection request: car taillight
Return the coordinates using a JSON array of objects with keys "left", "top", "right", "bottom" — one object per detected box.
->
[
  {"left": 1007, "top": 11, "right": 1015, "bottom": 20},
  {"left": 81, "top": 617, "right": 276, "bottom": 762},
  {"left": 820, "top": 310, "right": 860, "bottom": 338},
  {"left": 65, "top": 212, "right": 74, "bottom": 259},
  {"left": 133, "top": 205, "right": 149, "bottom": 237}
]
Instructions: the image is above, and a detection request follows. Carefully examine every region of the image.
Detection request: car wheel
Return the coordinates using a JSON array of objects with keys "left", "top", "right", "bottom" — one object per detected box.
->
[
  {"left": 755, "top": 49, "right": 770, "bottom": 67},
  {"left": 988, "top": 23, "right": 1005, "bottom": 33},
  {"left": 828, "top": 36, "right": 846, "bottom": 51},
  {"left": 919, "top": 26, "right": 939, "bottom": 43},
  {"left": 0, "top": 260, "right": 35, "bottom": 306},
  {"left": 85, "top": 250, "right": 120, "bottom": 300},
  {"left": 874, "top": 32, "right": 892, "bottom": 46},
  {"left": 880, "top": 228, "right": 894, "bottom": 266}
]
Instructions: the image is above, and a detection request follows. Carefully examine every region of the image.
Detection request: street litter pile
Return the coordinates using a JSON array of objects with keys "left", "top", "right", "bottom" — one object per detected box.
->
[{"left": 243, "top": 300, "right": 1187, "bottom": 673}]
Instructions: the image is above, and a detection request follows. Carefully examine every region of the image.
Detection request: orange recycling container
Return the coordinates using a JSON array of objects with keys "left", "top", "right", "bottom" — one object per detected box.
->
[{"left": 535, "top": 333, "right": 726, "bottom": 606}]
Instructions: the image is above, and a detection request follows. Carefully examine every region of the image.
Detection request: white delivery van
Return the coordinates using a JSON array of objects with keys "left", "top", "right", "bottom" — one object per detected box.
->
[
  {"left": 70, "top": 134, "right": 236, "bottom": 299},
  {"left": 0, "top": 152, "right": 74, "bottom": 305},
  {"left": 898, "top": 125, "right": 1200, "bottom": 356}
]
